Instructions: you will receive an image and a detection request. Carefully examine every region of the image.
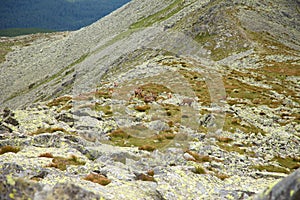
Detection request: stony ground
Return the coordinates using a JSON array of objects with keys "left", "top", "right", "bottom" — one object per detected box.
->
[{"left": 0, "top": 0, "right": 299, "bottom": 199}]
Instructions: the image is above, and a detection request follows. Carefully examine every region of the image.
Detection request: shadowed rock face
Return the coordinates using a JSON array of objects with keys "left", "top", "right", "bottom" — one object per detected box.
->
[{"left": 0, "top": 0, "right": 299, "bottom": 199}]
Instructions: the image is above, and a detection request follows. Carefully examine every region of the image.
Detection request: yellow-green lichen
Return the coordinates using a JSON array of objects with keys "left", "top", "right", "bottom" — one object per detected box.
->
[
  {"left": 7, "top": 175, "right": 16, "bottom": 186},
  {"left": 9, "top": 193, "right": 14, "bottom": 199}
]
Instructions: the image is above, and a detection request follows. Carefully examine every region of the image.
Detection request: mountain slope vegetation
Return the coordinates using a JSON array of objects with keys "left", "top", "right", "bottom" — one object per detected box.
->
[{"left": 0, "top": 0, "right": 299, "bottom": 199}]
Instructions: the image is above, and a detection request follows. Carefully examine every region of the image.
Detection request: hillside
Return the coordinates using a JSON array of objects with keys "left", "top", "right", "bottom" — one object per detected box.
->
[
  {"left": 0, "top": 0, "right": 130, "bottom": 36},
  {"left": 0, "top": 0, "right": 300, "bottom": 199}
]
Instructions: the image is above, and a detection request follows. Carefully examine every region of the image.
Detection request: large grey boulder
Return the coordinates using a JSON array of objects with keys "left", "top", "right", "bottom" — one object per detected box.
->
[{"left": 253, "top": 168, "right": 300, "bottom": 200}]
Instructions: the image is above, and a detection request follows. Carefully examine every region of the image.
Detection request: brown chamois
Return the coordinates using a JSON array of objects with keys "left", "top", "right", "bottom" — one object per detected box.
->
[
  {"left": 134, "top": 87, "right": 143, "bottom": 98},
  {"left": 180, "top": 98, "right": 194, "bottom": 106},
  {"left": 144, "top": 93, "right": 157, "bottom": 103}
]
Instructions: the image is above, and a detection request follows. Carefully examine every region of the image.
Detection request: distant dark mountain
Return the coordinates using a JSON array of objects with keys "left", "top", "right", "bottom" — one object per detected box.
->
[{"left": 0, "top": 0, "right": 130, "bottom": 35}]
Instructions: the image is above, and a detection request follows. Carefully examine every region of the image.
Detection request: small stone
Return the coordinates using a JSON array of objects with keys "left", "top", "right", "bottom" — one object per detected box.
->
[
  {"left": 4, "top": 117, "right": 19, "bottom": 126},
  {"left": 148, "top": 120, "right": 169, "bottom": 131},
  {"left": 183, "top": 152, "right": 196, "bottom": 161}
]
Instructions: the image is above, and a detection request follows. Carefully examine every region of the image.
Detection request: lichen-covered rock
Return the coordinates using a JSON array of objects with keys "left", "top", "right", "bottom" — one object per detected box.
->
[
  {"left": 253, "top": 168, "right": 300, "bottom": 200},
  {"left": 35, "top": 183, "right": 102, "bottom": 200},
  {"left": 148, "top": 120, "right": 170, "bottom": 131},
  {"left": 0, "top": 174, "right": 43, "bottom": 200}
]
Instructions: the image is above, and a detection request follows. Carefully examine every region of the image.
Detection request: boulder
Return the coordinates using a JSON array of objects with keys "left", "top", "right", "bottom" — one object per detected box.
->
[{"left": 253, "top": 168, "right": 300, "bottom": 200}]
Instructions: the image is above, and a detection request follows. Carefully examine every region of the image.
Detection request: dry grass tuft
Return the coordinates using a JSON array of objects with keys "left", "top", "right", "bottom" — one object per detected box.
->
[
  {"left": 47, "top": 96, "right": 72, "bottom": 107},
  {"left": 193, "top": 165, "right": 206, "bottom": 174},
  {"left": 134, "top": 104, "right": 150, "bottom": 112},
  {"left": 273, "top": 156, "right": 300, "bottom": 170},
  {"left": 38, "top": 153, "right": 54, "bottom": 158},
  {"left": 215, "top": 172, "right": 230, "bottom": 180},
  {"left": 252, "top": 165, "right": 290, "bottom": 174},
  {"left": 138, "top": 145, "right": 156, "bottom": 152},
  {"left": 83, "top": 173, "right": 111, "bottom": 186},
  {"left": 30, "top": 127, "right": 71, "bottom": 135},
  {"left": 46, "top": 155, "right": 85, "bottom": 171},
  {"left": 216, "top": 137, "right": 234, "bottom": 143},
  {"left": 93, "top": 89, "right": 112, "bottom": 99},
  {"left": 0, "top": 145, "right": 20, "bottom": 155},
  {"left": 109, "top": 129, "right": 130, "bottom": 139},
  {"left": 135, "top": 173, "right": 156, "bottom": 182},
  {"left": 186, "top": 150, "right": 210, "bottom": 162}
]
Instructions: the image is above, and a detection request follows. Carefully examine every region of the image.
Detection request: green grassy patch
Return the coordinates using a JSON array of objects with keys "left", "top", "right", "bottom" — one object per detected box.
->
[
  {"left": 0, "top": 40, "right": 14, "bottom": 63},
  {"left": 130, "top": 0, "right": 184, "bottom": 29},
  {"left": 94, "top": 89, "right": 112, "bottom": 99},
  {"left": 194, "top": 25, "right": 249, "bottom": 61},
  {"left": 46, "top": 96, "right": 73, "bottom": 112},
  {"left": 254, "top": 63, "right": 300, "bottom": 105},
  {"left": 224, "top": 71, "right": 282, "bottom": 108},
  {"left": 0, "top": 28, "right": 54, "bottom": 37},
  {"left": 217, "top": 142, "right": 254, "bottom": 155},
  {"left": 273, "top": 156, "right": 300, "bottom": 170},
  {"left": 109, "top": 129, "right": 131, "bottom": 139},
  {"left": 193, "top": 165, "right": 206, "bottom": 174},
  {"left": 162, "top": 103, "right": 181, "bottom": 124},
  {"left": 251, "top": 165, "right": 290, "bottom": 174},
  {"left": 106, "top": 127, "right": 177, "bottom": 151},
  {"left": 223, "top": 113, "right": 264, "bottom": 134},
  {"left": 178, "top": 69, "right": 210, "bottom": 106},
  {"left": 0, "top": 37, "right": 33, "bottom": 63},
  {"left": 247, "top": 31, "right": 298, "bottom": 56},
  {"left": 140, "top": 83, "right": 172, "bottom": 96},
  {"left": 92, "top": 104, "right": 113, "bottom": 116}
]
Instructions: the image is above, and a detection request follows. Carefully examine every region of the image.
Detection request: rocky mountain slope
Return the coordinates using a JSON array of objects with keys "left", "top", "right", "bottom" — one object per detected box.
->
[{"left": 0, "top": 0, "right": 300, "bottom": 199}]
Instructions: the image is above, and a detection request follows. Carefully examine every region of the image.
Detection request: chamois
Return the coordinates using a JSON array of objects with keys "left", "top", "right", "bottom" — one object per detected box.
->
[
  {"left": 134, "top": 87, "right": 143, "bottom": 98},
  {"left": 144, "top": 93, "right": 156, "bottom": 103},
  {"left": 180, "top": 98, "right": 194, "bottom": 106}
]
